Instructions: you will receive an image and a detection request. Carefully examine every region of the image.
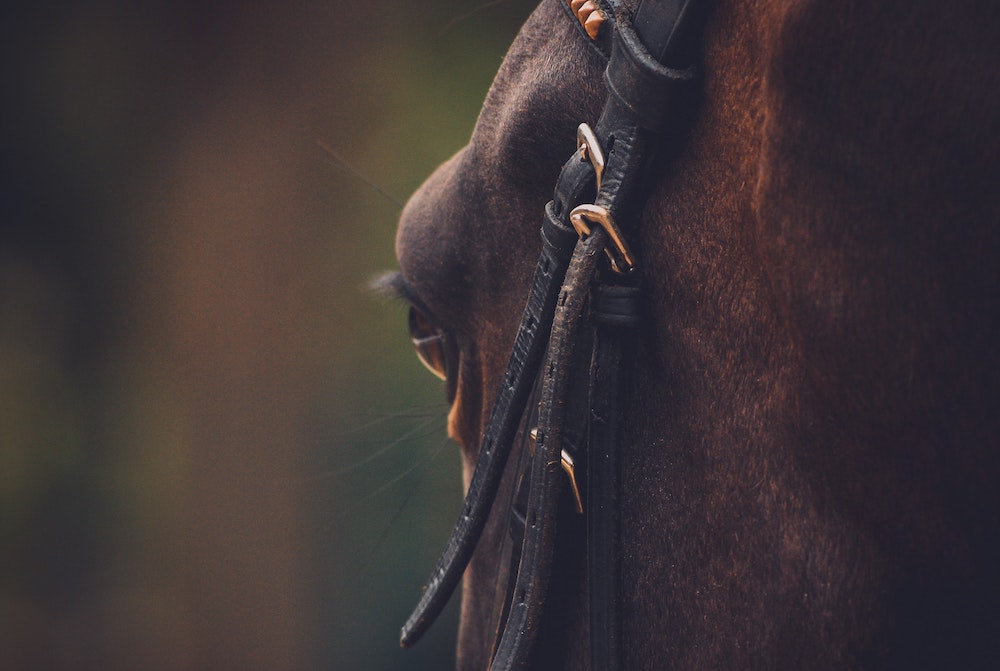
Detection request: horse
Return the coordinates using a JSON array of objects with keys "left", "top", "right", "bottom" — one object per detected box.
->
[{"left": 386, "top": 0, "right": 1000, "bottom": 668}]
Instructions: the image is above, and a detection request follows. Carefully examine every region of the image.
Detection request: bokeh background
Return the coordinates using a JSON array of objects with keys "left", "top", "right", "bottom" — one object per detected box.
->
[{"left": 1, "top": 1, "right": 538, "bottom": 669}]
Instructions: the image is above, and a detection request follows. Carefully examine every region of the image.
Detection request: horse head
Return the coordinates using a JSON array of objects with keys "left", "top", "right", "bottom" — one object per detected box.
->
[{"left": 390, "top": 0, "right": 1000, "bottom": 668}]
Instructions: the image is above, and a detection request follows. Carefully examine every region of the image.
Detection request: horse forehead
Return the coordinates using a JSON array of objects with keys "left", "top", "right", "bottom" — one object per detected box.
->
[
  {"left": 396, "top": 0, "right": 604, "bottom": 327},
  {"left": 395, "top": 148, "right": 481, "bottom": 323}
]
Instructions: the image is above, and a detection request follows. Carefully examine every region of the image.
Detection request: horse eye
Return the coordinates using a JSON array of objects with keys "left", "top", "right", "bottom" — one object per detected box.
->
[{"left": 408, "top": 305, "right": 448, "bottom": 381}]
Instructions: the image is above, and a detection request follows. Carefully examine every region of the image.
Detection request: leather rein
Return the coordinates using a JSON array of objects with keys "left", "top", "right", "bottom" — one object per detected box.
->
[{"left": 401, "top": 1, "right": 708, "bottom": 668}]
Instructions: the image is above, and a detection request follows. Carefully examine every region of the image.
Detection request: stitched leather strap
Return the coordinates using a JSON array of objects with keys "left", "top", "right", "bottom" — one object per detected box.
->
[
  {"left": 400, "top": 211, "right": 578, "bottom": 647},
  {"left": 587, "top": 283, "right": 640, "bottom": 671},
  {"left": 490, "top": 230, "right": 607, "bottom": 671}
]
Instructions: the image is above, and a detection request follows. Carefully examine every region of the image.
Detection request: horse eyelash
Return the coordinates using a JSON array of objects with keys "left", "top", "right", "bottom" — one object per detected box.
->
[
  {"left": 368, "top": 270, "right": 409, "bottom": 302},
  {"left": 368, "top": 271, "right": 442, "bottom": 328}
]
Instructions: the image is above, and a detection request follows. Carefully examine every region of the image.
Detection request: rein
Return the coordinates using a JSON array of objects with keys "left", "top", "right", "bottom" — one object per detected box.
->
[{"left": 401, "top": 1, "right": 709, "bottom": 668}]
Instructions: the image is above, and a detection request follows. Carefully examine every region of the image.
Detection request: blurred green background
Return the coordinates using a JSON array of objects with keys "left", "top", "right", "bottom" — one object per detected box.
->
[{"left": 0, "top": 1, "right": 537, "bottom": 669}]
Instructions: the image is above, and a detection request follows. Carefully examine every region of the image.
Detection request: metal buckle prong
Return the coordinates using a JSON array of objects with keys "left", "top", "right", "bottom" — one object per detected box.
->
[
  {"left": 576, "top": 123, "right": 605, "bottom": 192},
  {"left": 560, "top": 449, "right": 584, "bottom": 514},
  {"left": 570, "top": 204, "right": 636, "bottom": 274},
  {"left": 572, "top": 123, "right": 635, "bottom": 274}
]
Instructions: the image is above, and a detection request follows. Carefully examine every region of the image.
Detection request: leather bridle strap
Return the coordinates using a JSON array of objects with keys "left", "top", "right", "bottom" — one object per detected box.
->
[
  {"left": 586, "top": 281, "right": 640, "bottom": 671},
  {"left": 488, "top": 2, "right": 707, "bottom": 669},
  {"left": 402, "top": 0, "right": 709, "bottom": 666},
  {"left": 400, "top": 199, "right": 580, "bottom": 647},
  {"left": 492, "top": 231, "right": 606, "bottom": 670},
  {"left": 400, "top": 136, "right": 603, "bottom": 648},
  {"left": 581, "top": 4, "right": 708, "bottom": 669}
]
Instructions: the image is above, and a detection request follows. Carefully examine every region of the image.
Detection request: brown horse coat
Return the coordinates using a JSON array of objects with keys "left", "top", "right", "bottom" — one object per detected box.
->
[{"left": 394, "top": 0, "right": 1000, "bottom": 668}]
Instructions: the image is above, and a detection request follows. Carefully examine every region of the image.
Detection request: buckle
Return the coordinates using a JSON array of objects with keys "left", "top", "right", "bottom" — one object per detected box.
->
[
  {"left": 560, "top": 449, "right": 584, "bottom": 514},
  {"left": 576, "top": 122, "right": 605, "bottom": 191},
  {"left": 570, "top": 204, "right": 636, "bottom": 274},
  {"left": 570, "top": 123, "right": 636, "bottom": 274}
]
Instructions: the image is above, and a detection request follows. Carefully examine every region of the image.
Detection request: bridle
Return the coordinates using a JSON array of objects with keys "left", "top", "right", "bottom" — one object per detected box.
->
[
  {"left": 401, "top": 1, "right": 709, "bottom": 668},
  {"left": 402, "top": 1, "right": 708, "bottom": 667}
]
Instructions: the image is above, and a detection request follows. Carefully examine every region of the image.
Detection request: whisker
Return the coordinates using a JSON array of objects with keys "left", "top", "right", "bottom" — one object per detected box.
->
[
  {"left": 317, "top": 138, "right": 405, "bottom": 210},
  {"left": 355, "top": 434, "right": 451, "bottom": 586},
  {"left": 304, "top": 414, "right": 443, "bottom": 482},
  {"left": 333, "top": 432, "right": 450, "bottom": 521},
  {"left": 437, "top": 0, "right": 511, "bottom": 38},
  {"left": 336, "top": 403, "right": 447, "bottom": 435}
]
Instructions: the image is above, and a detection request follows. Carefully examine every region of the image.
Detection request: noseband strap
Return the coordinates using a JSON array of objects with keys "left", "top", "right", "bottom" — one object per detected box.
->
[{"left": 402, "top": 1, "right": 709, "bottom": 668}]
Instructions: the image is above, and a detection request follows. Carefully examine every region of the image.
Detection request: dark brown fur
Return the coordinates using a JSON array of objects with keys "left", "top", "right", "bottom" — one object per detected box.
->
[{"left": 395, "top": 0, "right": 1000, "bottom": 668}]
